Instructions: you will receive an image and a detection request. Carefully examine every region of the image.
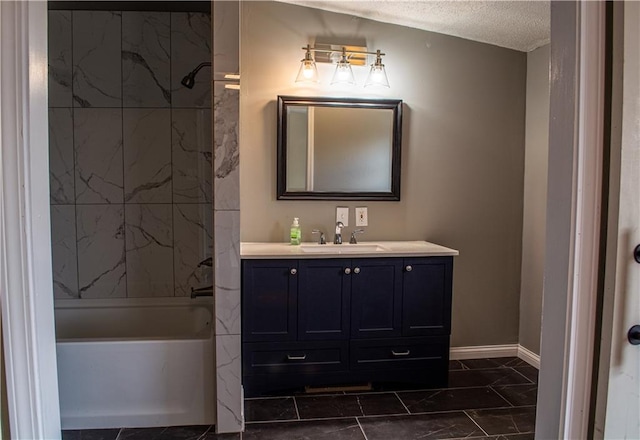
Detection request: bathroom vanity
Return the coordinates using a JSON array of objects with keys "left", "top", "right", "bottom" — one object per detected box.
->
[{"left": 240, "top": 241, "right": 458, "bottom": 397}]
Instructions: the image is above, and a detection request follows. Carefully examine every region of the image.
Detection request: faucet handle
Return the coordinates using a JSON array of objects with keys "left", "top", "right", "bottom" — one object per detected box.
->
[
  {"left": 350, "top": 229, "right": 365, "bottom": 244},
  {"left": 311, "top": 229, "right": 326, "bottom": 244}
]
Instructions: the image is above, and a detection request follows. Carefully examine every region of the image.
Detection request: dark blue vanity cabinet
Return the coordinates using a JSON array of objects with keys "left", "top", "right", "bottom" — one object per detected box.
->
[
  {"left": 242, "top": 256, "right": 453, "bottom": 397},
  {"left": 242, "top": 260, "right": 298, "bottom": 342}
]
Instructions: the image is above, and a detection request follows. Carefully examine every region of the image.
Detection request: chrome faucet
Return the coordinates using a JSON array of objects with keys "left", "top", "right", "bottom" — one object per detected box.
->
[
  {"left": 312, "top": 229, "right": 326, "bottom": 244},
  {"left": 334, "top": 221, "right": 344, "bottom": 244},
  {"left": 350, "top": 229, "right": 365, "bottom": 244}
]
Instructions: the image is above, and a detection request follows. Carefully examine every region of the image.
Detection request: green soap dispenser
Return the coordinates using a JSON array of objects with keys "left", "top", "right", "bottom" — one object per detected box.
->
[{"left": 290, "top": 217, "right": 301, "bottom": 245}]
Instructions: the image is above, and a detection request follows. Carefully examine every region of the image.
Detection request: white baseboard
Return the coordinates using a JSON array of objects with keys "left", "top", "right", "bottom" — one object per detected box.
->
[
  {"left": 517, "top": 345, "right": 541, "bottom": 368},
  {"left": 450, "top": 343, "right": 541, "bottom": 368},
  {"left": 450, "top": 344, "right": 518, "bottom": 360}
]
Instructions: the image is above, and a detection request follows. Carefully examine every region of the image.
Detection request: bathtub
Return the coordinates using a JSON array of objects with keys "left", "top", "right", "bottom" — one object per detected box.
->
[{"left": 55, "top": 297, "right": 215, "bottom": 430}]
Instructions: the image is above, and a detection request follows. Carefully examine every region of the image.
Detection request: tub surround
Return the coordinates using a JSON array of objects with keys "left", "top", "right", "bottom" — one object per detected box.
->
[
  {"left": 212, "top": 0, "right": 243, "bottom": 434},
  {"left": 48, "top": 8, "right": 213, "bottom": 300},
  {"left": 241, "top": 240, "right": 459, "bottom": 259}
]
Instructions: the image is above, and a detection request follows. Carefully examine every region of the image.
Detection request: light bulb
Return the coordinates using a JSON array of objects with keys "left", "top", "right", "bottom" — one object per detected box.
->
[
  {"left": 364, "top": 52, "right": 390, "bottom": 88},
  {"left": 296, "top": 55, "right": 318, "bottom": 83},
  {"left": 331, "top": 51, "right": 355, "bottom": 85},
  {"left": 302, "top": 63, "right": 315, "bottom": 79}
]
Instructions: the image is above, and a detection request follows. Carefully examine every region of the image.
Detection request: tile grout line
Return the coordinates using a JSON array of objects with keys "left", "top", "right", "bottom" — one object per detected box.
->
[
  {"left": 245, "top": 395, "right": 296, "bottom": 401},
  {"left": 463, "top": 410, "right": 490, "bottom": 437},
  {"left": 488, "top": 385, "right": 516, "bottom": 407},
  {"left": 244, "top": 405, "right": 529, "bottom": 425},
  {"left": 393, "top": 391, "right": 411, "bottom": 414},
  {"left": 292, "top": 396, "right": 301, "bottom": 420},
  {"left": 511, "top": 366, "right": 537, "bottom": 384},
  {"left": 196, "top": 424, "right": 215, "bottom": 440},
  {"left": 355, "top": 417, "right": 370, "bottom": 440}
]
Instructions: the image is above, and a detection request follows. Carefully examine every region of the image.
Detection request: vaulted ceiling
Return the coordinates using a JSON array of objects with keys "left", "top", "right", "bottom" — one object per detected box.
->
[{"left": 277, "top": 1, "right": 550, "bottom": 52}]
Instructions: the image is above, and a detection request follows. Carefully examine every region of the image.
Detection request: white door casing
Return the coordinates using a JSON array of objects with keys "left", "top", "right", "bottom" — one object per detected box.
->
[
  {"left": 0, "top": 1, "right": 62, "bottom": 438},
  {"left": 537, "top": 1, "right": 607, "bottom": 438}
]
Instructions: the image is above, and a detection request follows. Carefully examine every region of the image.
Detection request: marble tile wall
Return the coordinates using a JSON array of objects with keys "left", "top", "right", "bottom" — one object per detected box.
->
[
  {"left": 212, "top": 1, "right": 242, "bottom": 434},
  {"left": 49, "top": 9, "right": 212, "bottom": 299}
]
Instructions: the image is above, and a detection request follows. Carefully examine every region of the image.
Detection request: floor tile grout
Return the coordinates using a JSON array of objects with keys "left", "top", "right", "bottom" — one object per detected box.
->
[
  {"left": 292, "top": 396, "right": 301, "bottom": 421},
  {"left": 488, "top": 384, "right": 516, "bottom": 407},
  {"left": 511, "top": 366, "right": 537, "bottom": 384},
  {"left": 393, "top": 391, "right": 412, "bottom": 414},
  {"left": 463, "top": 409, "right": 490, "bottom": 437},
  {"left": 355, "top": 417, "right": 370, "bottom": 440}
]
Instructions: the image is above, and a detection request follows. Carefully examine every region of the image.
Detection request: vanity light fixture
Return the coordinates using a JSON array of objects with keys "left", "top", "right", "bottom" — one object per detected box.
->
[
  {"left": 331, "top": 47, "right": 356, "bottom": 85},
  {"left": 296, "top": 44, "right": 319, "bottom": 83},
  {"left": 295, "top": 44, "right": 390, "bottom": 87},
  {"left": 364, "top": 50, "right": 390, "bottom": 88}
]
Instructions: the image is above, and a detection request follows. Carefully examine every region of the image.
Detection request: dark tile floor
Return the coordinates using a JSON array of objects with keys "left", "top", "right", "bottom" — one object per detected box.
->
[{"left": 62, "top": 357, "right": 538, "bottom": 440}]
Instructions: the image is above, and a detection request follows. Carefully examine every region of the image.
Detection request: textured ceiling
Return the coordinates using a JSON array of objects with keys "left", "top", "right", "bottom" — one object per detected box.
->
[{"left": 277, "top": 1, "right": 550, "bottom": 52}]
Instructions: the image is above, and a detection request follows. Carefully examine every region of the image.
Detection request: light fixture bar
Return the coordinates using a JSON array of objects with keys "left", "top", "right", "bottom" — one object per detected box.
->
[
  {"left": 297, "top": 44, "right": 390, "bottom": 87},
  {"left": 302, "top": 46, "right": 385, "bottom": 58}
]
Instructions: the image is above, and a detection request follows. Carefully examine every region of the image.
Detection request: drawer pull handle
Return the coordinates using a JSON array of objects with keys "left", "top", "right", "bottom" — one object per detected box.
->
[
  {"left": 405, "top": 265, "right": 412, "bottom": 272},
  {"left": 290, "top": 268, "right": 297, "bottom": 275},
  {"left": 391, "top": 350, "right": 411, "bottom": 357},
  {"left": 287, "top": 354, "right": 307, "bottom": 361}
]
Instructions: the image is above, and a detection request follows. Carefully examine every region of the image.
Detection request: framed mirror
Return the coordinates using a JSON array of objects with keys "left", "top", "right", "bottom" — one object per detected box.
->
[{"left": 277, "top": 96, "right": 403, "bottom": 200}]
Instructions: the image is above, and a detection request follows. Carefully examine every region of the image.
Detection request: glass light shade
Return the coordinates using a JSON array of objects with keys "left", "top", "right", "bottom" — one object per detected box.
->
[
  {"left": 331, "top": 59, "right": 355, "bottom": 85},
  {"left": 296, "top": 59, "right": 319, "bottom": 83},
  {"left": 365, "top": 63, "right": 390, "bottom": 88}
]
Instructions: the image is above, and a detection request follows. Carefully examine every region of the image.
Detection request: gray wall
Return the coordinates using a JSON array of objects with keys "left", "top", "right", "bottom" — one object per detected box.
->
[
  {"left": 240, "top": 1, "right": 527, "bottom": 347},
  {"left": 519, "top": 45, "right": 550, "bottom": 355}
]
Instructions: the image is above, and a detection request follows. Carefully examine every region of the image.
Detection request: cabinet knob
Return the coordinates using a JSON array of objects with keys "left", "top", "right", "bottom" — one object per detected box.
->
[
  {"left": 405, "top": 265, "right": 412, "bottom": 272},
  {"left": 353, "top": 267, "right": 361, "bottom": 274},
  {"left": 344, "top": 268, "right": 351, "bottom": 275},
  {"left": 290, "top": 268, "right": 297, "bottom": 275}
]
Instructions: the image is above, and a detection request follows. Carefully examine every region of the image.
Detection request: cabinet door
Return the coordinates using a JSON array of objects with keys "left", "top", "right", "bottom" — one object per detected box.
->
[
  {"left": 402, "top": 257, "right": 453, "bottom": 336},
  {"left": 350, "top": 258, "right": 402, "bottom": 339},
  {"left": 298, "top": 259, "right": 351, "bottom": 340},
  {"left": 242, "top": 260, "right": 298, "bottom": 342}
]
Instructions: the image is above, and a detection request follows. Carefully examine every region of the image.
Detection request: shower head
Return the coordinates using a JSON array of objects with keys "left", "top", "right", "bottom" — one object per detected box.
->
[
  {"left": 181, "top": 62, "right": 211, "bottom": 89},
  {"left": 181, "top": 73, "right": 196, "bottom": 89}
]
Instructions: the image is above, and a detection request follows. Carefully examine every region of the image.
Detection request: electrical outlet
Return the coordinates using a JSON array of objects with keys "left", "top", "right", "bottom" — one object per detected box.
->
[
  {"left": 336, "top": 206, "right": 349, "bottom": 227},
  {"left": 356, "top": 207, "right": 368, "bottom": 227}
]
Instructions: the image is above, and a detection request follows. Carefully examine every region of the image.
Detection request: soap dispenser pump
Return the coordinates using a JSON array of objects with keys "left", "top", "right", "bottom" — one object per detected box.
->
[{"left": 290, "top": 217, "right": 301, "bottom": 245}]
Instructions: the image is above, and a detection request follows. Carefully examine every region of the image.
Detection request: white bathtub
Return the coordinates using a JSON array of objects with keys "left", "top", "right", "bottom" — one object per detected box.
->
[{"left": 55, "top": 297, "right": 215, "bottom": 430}]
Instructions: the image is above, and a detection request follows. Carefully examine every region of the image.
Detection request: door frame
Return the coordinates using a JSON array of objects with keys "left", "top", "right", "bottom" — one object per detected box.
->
[
  {"left": 0, "top": 1, "right": 62, "bottom": 438},
  {"left": 0, "top": 0, "right": 608, "bottom": 438},
  {"left": 537, "top": 1, "right": 608, "bottom": 438}
]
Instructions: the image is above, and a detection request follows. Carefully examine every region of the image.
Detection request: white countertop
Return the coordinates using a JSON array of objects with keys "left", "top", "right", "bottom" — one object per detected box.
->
[{"left": 241, "top": 240, "right": 459, "bottom": 259}]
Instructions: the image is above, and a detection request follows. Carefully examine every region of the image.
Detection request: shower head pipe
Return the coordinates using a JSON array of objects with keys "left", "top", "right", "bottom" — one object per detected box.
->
[{"left": 181, "top": 62, "right": 211, "bottom": 89}]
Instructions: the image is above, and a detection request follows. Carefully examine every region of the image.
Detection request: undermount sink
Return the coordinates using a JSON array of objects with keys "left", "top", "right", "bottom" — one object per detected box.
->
[{"left": 300, "top": 244, "right": 388, "bottom": 254}]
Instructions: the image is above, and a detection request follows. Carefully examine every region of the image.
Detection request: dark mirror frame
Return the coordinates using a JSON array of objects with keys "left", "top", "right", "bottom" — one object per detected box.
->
[{"left": 276, "top": 96, "right": 403, "bottom": 201}]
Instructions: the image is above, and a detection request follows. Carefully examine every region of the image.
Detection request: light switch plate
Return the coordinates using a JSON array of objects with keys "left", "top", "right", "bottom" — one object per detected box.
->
[
  {"left": 336, "top": 207, "right": 349, "bottom": 227},
  {"left": 356, "top": 207, "right": 368, "bottom": 227}
]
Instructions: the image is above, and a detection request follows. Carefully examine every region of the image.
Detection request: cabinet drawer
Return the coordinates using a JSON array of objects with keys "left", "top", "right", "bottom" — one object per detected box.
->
[
  {"left": 350, "top": 337, "right": 449, "bottom": 371},
  {"left": 244, "top": 341, "right": 349, "bottom": 376}
]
